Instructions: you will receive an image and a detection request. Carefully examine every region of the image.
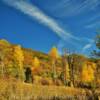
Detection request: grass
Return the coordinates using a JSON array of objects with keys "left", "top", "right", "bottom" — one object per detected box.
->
[{"left": 0, "top": 78, "right": 99, "bottom": 100}]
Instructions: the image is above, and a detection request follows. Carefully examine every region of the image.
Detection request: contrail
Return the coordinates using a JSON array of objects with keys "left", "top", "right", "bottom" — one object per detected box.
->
[{"left": 2, "top": 0, "right": 94, "bottom": 52}]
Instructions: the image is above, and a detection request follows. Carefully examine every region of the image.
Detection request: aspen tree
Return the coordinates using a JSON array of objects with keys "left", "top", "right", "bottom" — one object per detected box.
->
[
  {"left": 49, "top": 46, "right": 59, "bottom": 83},
  {"left": 14, "top": 45, "right": 24, "bottom": 81}
]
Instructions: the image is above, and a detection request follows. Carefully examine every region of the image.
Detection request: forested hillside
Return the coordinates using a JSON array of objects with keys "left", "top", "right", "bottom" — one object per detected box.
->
[
  {"left": 0, "top": 39, "right": 100, "bottom": 100},
  {"left": 0, "top": 39, "right": 100, "bottom": 88}
]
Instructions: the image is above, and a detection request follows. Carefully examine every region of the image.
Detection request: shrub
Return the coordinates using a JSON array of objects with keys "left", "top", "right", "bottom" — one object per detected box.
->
[
  {"left": 55, "top": 79, "right": 63, "bottom": 86},
  {"left": 40, "top": 78, "right": 50, "bottom": 85}
]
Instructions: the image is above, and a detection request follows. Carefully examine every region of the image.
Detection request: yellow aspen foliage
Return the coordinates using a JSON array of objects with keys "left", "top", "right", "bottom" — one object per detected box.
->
[
  {"left": 81, "top": 62, "right": 96, "bottom": 83},
  {"left": 62, "top": 62, "right": 70, "bottom": 85},
  {"left": 49, "top": 46, "right": 59, "bottom": 82},
  {"left": 14, "top": 45, "right": 24, "bottom": 69},
  {"left": 13, "top": 45, "right": 24, "bottom": 80},
  {"left": 33, "top": 57, "right": 40, "bottom": 68},
  {"left": 49, "top": 46, "right": 59, "bottom": 59},
  {"left": 32, "top": 57, "right": 40, "bottom": 75},
  {"left": 65, "top": 63, "right": 70, "bottom": 81}
]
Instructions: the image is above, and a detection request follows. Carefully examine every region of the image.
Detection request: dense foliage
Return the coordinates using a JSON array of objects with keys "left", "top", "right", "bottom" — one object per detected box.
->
[{"left": 0, "top": 39, "right": 99, "bottom": 89}]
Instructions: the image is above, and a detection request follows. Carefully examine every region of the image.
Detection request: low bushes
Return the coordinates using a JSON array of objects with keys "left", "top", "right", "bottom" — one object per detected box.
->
[{"left": 0, "top": 78, "right": 100, "bottom": 100}]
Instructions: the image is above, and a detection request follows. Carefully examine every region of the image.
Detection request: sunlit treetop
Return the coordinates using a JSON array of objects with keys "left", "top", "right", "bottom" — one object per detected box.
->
[
  {"left": 33, "top": 57, "right": 40, "bottom": 67},
  {"left": 49, "top": 46, "right": 59, "bottom": 59}
]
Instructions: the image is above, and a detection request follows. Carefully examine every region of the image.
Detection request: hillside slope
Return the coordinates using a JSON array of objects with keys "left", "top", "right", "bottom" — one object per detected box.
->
[{"left": 0, "top": 39, "right": 100, "bottom": 87}]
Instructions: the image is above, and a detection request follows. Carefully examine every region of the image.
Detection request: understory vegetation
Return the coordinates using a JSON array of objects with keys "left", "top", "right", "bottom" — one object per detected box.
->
[{"left": 0, "top": 78, "right": 100, "bottom": 100}]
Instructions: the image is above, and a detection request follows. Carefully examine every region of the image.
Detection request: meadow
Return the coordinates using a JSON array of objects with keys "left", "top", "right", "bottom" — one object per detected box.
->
[{"left": 0, "top": 78, "right": 100, "bottom": 100}]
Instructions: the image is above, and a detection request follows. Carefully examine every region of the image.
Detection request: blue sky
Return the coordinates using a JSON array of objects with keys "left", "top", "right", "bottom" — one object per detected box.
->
[{"left": 0, "top": 0, "right": 100, "bottom": 56}]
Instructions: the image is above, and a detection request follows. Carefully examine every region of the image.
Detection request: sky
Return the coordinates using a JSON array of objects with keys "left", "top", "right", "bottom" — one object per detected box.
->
[{"left": 0, "top": 0, "right": 100, "bottom": 56}]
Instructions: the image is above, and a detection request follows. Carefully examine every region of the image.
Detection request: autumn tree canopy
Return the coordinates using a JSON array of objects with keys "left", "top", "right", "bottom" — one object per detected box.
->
[
  {"left": 81, "top": 62, "right": 96, "bottom": 83},
  {"left": 33, "top": 57, "right": 40, "bottom": 67},
  {"left": 49, "top": 46, "right": 59, "bottom": 60},
  {"left": 49, "top": 46, "right": 59, "bottom": 82},
  {"left": 13, "top": 45, "right": 24, "bottom": 81},
  {"left": 32, "top": 57, "right": 40, "bottom": 75}
]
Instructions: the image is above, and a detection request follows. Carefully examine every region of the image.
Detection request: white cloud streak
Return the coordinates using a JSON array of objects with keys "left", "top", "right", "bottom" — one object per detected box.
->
[
  {"left": 2, "top": 0, "right": 94, "bottom": 53},
  {"left": 87, "top": 14, "right": 100, "bottom": 22},
  {"left": 2, "top": 0, "right": 76, "bottom": 41},
  {"left": 82, "top": 43, "right": 93, "bottom": 52},
  {"left": 85, "top": 21, "right": 100, "bottom": 28},
  {"left": 52, "top": 0, "right": 100, "bottom": 17}
]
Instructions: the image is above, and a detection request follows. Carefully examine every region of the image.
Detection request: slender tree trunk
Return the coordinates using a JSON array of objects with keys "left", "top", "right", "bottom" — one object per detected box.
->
[
  {"left": 71, "top": 63, "right": 74, "bottom": 87},
  {"left": 52, "top": 59, "right": 56, "bottom": 84},
  {"left": 1, "top": 61, "right": 4, "bottom": 78},
  {"left": 62, "top": 58, "right": 67, "bottom": 85},
  {"left": 68, "top": 56, "right": 74, "bottom": 87},
  {"left": 62, "top": 49, "right": 70, "bottom": 86}
]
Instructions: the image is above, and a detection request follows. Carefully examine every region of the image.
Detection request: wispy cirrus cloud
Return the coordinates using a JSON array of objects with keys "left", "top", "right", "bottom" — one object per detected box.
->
[
  {"left": 83, "top": 13, "right": 100, "bottom": 28},
  {"left": 82, "top": 42, "right": 94, "bottom": 53},
  {"left": 2, "top": 0, "right": 78, "bottom": 41},
  {"left": 57, "top": 38, "right": 94, "bottom": 54},
  {"left": 87, "top": 14, "right": 100, "bottom": 22},
  {"left": 85, "top": 21, "right": 100, "bottom": 29},
  {"left": 51, "top": 0, "right": 100, "bottom": 17},
  {"left": 2, "top": 0, "right": 94, "bottom": 53}
]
